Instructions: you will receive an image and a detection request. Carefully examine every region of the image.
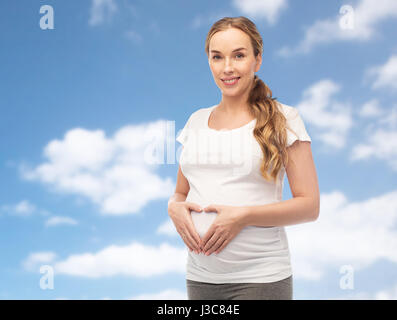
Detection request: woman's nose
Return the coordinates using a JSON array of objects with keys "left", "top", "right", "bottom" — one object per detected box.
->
[{"left": 223, "top": 59, "right": 234, "bottom": 71}]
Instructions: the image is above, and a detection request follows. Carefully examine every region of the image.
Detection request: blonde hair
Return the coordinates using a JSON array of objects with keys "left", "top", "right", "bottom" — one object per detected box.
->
[{"left": 205, "top": 16, "right": 291, "bottom": 182}]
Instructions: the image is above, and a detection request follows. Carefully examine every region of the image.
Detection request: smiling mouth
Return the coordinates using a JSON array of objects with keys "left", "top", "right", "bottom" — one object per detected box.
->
[{"left": 221, "top": 77, "right": 240, "bottom": 85}]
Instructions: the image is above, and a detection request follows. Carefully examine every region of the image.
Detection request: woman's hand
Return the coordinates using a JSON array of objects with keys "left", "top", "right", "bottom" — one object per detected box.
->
[
  {"left": 201, "top": 204, "right": 246, "bottom": 256},
  {"left": 168, "top": 201, "right": 203, "bottom": 254}
]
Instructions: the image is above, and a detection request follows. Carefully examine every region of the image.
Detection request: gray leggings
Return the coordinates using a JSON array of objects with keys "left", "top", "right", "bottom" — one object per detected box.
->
[{"left": 186, "top": 275, "right": 293, "bottom": 300}]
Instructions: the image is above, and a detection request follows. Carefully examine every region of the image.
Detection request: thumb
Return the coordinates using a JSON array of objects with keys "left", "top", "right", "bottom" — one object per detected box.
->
[
  {"left": 187, "top": 202, "right": 202, "bottom": 212},
  {"left": 204, "top": 204, "right": 217, "bottom": 213}
]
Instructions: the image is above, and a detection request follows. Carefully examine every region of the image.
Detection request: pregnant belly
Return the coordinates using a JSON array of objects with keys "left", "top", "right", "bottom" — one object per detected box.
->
[
  {"left": 190, "top": 210, "right": 284, "bottom": 273},
  {"left": 190, "top": 211, "right": 218, "bottom": 239}
]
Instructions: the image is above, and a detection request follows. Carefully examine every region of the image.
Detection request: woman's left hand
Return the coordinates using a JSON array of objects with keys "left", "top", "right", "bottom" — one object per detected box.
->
[{"left": 201, "top": 204, "right": 246, "bottom": 256}]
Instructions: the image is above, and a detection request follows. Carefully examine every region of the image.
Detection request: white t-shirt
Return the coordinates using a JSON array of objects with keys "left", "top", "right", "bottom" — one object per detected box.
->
[{"left": 176, "top": 102, "right": 311, "bottom": 284}]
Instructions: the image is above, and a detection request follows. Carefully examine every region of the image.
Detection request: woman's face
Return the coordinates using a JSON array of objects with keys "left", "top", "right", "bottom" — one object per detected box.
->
[{"left": 208, "top": 27, "right": 262, "bottom": 98}]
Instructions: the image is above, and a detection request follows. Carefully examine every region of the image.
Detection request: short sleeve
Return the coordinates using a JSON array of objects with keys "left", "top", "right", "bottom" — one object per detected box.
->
[
  {"left": 176, "top": 113, "right": 193, "bottom": 146},
  {"left": 285, "top": 107, "right": 311, "bottom": 147}
]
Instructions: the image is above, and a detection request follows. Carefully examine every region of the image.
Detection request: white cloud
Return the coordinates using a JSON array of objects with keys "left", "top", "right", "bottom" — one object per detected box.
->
[
  {"left": 331, "top": 282, "right": 397, "bottom": 300},
  {"left": 351, "top": 103, "right": 397, "bottom": 170},
  {"left": 378, "top": 104, "right": 397, "bottom": 128},
  {"left": 124, "top": 29, "right": 143, "bottom": 43},
  {"left": 287, "top": 189, "right": 397, "bottom": 281},
  {"left": 374, "top": 283, "right": 397, "bottom": 299},
  {"left": 190, "top": 11, "right": 234, "bottom": 29},
  {"left": 22, "top": 252, "right": 57, "bottom": 272},
  {"left": 190, "top": 0, "right": 288, "bottom": 30},
  {"left": 14, "top": 200, "right": 36, "bottom": 215},
  {"left": 359, "top": 99, "right": 384, "bottom": 118},
  {"left": 330, "top": 291, "right": 374, "bottom": 300},
  {"left": 232, "top": 0, "right": 288, "bottom": 25},
  {"left": 295, "top": 79, "right": 353, "bottom": 149},
  {"left": 0, "top": 200, "right": 57, "bottom": 221},
  {"left": 30, "top": 241, "right": 187, "bottom": 278},
  {"left": 191, "top": 15, "right": 209, "bottom": 29},
  {"left": 156, "top": 219, "right": 178, "bottom": 237},
  {"left": 278, "top": 0, "right": 397, "bottom": 56},
  {"left": 128, "top": 289, "right": 187, "bottom": 300},
  {"left": 0, "top": 200, "right": 58, "bottom": 224},
  {"left": 45, "top": 216, "right": 78, "bottom": 227},
  {"left": 366, "top": 55, "right": 397, "bottom": 92},
  {"left": 19, "top": 121, "right": 176, "bottom": 215},
  {"left": 350, "top": 128, "right": 397, "bottom": 170},
  {"left": 0, "top": 200, "right": 36, "bottom": 217},
  {"left": 89, "top": 0, "right": 118, "bottom": 26}
]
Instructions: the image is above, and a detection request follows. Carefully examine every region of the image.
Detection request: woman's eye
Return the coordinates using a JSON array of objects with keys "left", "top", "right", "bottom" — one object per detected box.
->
[{"left": 212, "top": 54, "right": 244, "bottom": 60}]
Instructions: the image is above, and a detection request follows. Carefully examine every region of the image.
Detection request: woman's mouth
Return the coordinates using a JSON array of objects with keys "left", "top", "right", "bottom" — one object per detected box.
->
[{"left": 221, "top": 77, "right": 240, "bottom": 86}]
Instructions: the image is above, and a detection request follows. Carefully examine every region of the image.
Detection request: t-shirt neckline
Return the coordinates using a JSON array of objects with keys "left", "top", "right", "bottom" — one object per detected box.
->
[{"left": 206, "top": 104, "right": 256, "bottom": 132}]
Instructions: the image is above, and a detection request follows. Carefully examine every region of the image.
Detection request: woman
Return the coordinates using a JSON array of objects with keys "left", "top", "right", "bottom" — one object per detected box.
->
[{"left": 167, "top": 16, "right": 320, "bottom": 300}]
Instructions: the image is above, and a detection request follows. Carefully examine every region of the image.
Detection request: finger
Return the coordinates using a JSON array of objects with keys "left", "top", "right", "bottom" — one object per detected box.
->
[
  {"left": 183, "top": 229, "right": 200, "bottom": 252},
  {"left": 203, "top": 230, "right": 220, "bottom": 253},
  {"left": 186, "top": 202, "right": 202, "bottom": 213},
  {"left": 203, "top": 205, "right": 217, "bottom": 213},
  {"left": 183, "top": 238, "right": 195, "bottom": 252},
  {"left": 205, "top": 235, "right": 225, "bottom": 255},
  {"left": 184, "top": 206, "right": 202, "bottom": 250},
  {"left": 177, "top": 229, "right": 194, "bottom": 251},
  {"left": 185, "top": 223, "right": 201, "bottom": 251},
  {"left": 214, "top": 237, "right": 229, "bottom": 254},
  {"left": 201, "top": 225, "right": 216, "bottom": 248},
  {"left": 184, "top": 214, "right": 202, "bottom": 250},
  {"left": 185, "top": 214, "right": 202, "bottom": 249}
]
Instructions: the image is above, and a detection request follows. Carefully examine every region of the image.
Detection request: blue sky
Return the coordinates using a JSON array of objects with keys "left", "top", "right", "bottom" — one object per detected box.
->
[{"left": 1, "top": 0, "right": 397, "bottom": 300}]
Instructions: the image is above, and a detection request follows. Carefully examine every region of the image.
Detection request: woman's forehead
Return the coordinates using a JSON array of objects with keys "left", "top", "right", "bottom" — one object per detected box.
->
[{"left": 209, "top": 29, "right": 252, "bottom": 52}]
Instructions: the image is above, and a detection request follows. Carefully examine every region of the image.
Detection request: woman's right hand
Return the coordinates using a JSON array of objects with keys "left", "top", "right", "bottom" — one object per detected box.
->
[{"left": 168, "top": 201, "right": 203, "bottom": 254}]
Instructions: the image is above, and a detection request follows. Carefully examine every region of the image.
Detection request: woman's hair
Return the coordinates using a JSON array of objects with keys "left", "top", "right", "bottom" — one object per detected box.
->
[{"left": 205, "top": 16, "right": 291, "bottom": 182}]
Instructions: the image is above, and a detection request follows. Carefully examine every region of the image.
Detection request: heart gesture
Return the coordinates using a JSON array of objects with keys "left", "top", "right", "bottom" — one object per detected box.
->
[{"left": 201, "top": 204, "right": 246, "bottom": 256}]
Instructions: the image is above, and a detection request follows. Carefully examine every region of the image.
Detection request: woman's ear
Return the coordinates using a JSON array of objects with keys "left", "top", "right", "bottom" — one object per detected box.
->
[{"left": 255, "top": 54, "right": 262, "bottom": 73}]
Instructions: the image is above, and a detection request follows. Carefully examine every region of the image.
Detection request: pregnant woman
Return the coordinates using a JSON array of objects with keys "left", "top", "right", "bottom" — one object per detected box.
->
[{"left": 167, "top": 16, "right": 320, "bottom": 300}]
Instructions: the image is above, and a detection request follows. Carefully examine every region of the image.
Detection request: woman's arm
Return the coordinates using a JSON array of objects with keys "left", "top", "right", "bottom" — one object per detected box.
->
[{"left": 240, "top": 140, "right": 320, "bottom": 227}]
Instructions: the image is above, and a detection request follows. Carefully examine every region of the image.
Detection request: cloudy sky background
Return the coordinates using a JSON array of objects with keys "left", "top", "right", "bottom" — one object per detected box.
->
[{"left": 1, "top": 0, "right": 397, "bottom": 299}]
